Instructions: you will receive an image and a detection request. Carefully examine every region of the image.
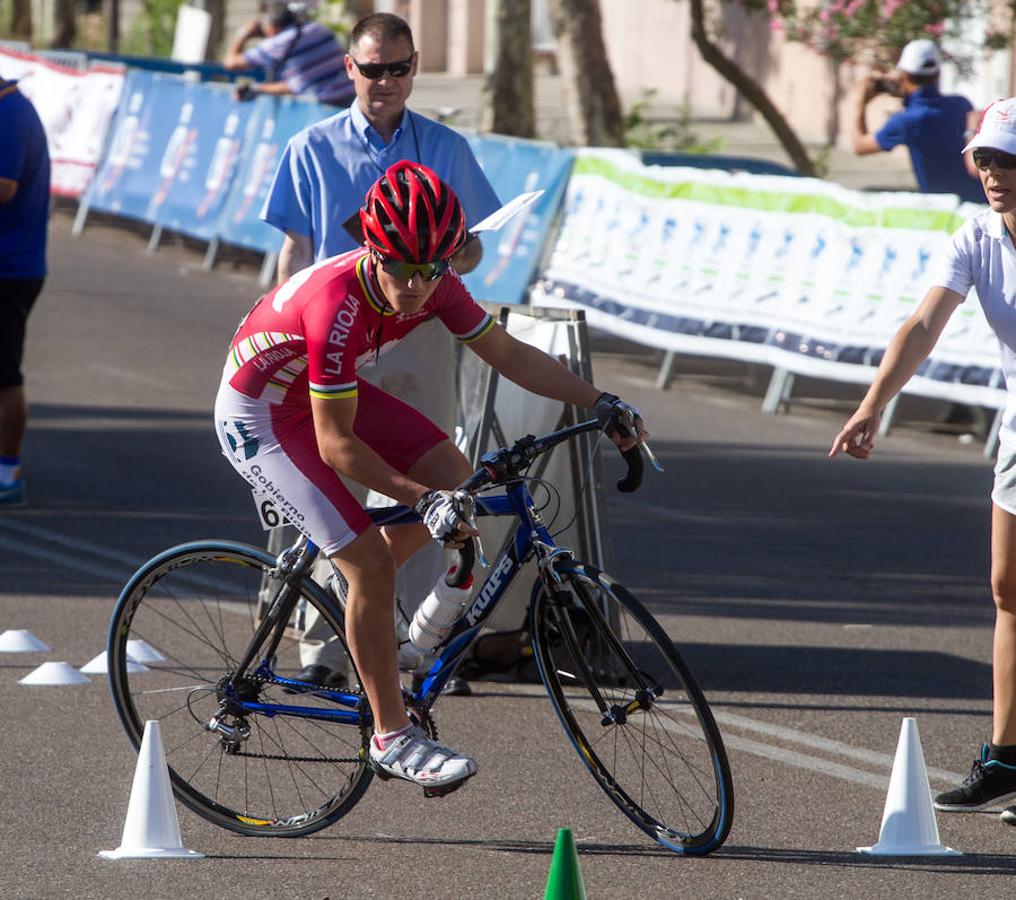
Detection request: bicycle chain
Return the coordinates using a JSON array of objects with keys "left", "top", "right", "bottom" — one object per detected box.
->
[{"left": 218, "top": 673, "right": 437, "bottom": 764}]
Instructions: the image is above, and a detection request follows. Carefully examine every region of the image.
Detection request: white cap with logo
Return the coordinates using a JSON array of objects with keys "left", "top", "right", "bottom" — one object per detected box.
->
[
  {"left": 896, "top": 39, "right": 941, "bottom": 77},
  {"left": 964, "top": 98, "right": 1016, "bottom": 155}
]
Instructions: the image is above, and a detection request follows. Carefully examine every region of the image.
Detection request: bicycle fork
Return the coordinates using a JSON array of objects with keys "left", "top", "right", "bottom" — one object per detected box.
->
[{"left": 541, "top": 565, "right": 661, "bottom": 725}]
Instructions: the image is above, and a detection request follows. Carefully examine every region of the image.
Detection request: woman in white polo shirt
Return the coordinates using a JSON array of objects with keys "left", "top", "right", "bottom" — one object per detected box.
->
[{"left": 830, "top": 96, "right": 1016, "bottom": 821}]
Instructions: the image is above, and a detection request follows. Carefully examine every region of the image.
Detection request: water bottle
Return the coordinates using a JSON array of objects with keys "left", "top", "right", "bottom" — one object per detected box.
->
[{"left": 409, "top": 566, "right": 475, "bottom": 652}]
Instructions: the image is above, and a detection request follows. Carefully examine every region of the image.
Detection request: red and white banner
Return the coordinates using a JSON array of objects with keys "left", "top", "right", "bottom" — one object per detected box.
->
[{"left": 0, "top": 49, "right": 124, "bottom": 198}]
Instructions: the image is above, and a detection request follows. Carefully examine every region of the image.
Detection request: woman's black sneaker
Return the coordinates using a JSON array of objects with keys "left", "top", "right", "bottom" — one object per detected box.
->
[{"left": 934, "top": 745, "right": 1016, "bottom": 811}]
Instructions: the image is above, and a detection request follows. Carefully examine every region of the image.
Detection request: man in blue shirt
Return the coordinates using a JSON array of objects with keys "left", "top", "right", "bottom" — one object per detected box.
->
[
  {"left": 261, "top": 12, "right": 500, "bottom": 693},
  {"left": 0, "top": 78, "right": 49, "bottom": 507},
  {"left": 853, "top": 39, "right": 982, "bottom": 204}
]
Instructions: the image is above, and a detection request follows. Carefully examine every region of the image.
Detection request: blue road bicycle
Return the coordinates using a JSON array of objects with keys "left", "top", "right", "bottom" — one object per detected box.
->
[{"left": 107, "top": 418, "right": 734, "bottom": 856}]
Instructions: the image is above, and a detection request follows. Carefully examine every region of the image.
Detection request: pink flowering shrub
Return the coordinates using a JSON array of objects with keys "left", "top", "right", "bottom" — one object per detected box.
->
[{"left": 741, "top": 0, "right": 1015, "bottom": 69}]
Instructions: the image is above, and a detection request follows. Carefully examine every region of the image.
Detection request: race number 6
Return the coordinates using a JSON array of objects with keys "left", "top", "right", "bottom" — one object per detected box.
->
[{"left": 252, "top": 491, "right": 290, "bottom": 530}]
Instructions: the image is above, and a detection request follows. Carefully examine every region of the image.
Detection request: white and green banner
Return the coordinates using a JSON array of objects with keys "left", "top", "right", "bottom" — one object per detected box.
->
[{"left": 531, "top": 150, "right": 1002, "bottom": 407}]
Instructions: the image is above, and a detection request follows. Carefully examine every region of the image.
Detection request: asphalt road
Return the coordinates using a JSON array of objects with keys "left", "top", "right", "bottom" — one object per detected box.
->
[{"left": 3, "top": 211, "right": 1016, "bottom": 898}]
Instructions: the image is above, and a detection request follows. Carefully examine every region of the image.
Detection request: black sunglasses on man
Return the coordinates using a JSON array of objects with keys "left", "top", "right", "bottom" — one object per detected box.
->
[{"left": 349, "top": 54, "right": 415, "bottom": 80}]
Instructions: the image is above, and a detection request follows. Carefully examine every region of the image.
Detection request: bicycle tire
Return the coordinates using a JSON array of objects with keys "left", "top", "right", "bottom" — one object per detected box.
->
[
  {"left": 107, "top": 540, "right": 373, "bottom": 837},
  {"left": 531, "top": 566, "right": 733, "bottom": 855}
]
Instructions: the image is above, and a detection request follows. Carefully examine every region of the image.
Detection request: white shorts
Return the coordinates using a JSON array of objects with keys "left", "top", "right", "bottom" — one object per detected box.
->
[
  {"left": 214, "top": 375, "right": 445, "bottom": 556},
  {"left": 993, "top": 442, "right": 1016, "bottom": 517}
]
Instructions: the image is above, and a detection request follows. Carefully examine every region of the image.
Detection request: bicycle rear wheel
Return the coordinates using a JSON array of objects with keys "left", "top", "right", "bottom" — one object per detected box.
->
[
  {"left": 107, "top": 540, "right": 372, "bottom": 837},
  {"left": 531, "top": 566, "right": 733, "bottom": 855}
]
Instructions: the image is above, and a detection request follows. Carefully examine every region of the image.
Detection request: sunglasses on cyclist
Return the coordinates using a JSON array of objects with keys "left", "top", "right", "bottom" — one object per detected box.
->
[
  {"left": 349, "top": 54, "right": 415, "bottom": 80},
  {"left": 972, "top": 148, "right": 1016, "bottom": 170},
  {"left": 378, "top": 256, "right": 450, "bottom": 282}
]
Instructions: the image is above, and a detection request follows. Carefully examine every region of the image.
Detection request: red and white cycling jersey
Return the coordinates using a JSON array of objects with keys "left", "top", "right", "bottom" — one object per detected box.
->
[{"left": 225, "top": 249, "right": 494, "bottom": 406}]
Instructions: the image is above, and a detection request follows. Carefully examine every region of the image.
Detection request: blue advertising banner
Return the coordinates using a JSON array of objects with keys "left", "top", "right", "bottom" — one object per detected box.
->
[
  {"left": 216, "top": 96, "right": 326, "bottom": 254},
  {"left": 460, "top": 134, "right": 573, "bottom": 305},
  {"left": 148, "top": 82, "right": 255, "bottom": 240},
  {"left": 85, "top": 70, "right": 186, "bottom": 222}
]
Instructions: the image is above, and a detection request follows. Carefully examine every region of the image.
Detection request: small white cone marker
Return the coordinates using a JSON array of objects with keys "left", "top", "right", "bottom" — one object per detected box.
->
[
  {"left": 99, "top": 720, "right": 204, "bottom": 859},
  {"left": 18, "top": 662, "right": 91, "bottom": 685},
  {"left": 858, "top": 717, "right": 960, "bottom": 856},
  {"left": 0, "top": 629, "right": 50, "bottom": 652},
  {"left": 80, "top": 651, "right": 149, "bottom": 675},
  {"left": 126, "top": 639, "right": 166, "bottom": 664}
]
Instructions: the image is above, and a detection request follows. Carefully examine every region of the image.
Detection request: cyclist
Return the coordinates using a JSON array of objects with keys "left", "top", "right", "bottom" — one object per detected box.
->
[{"left": 214, "top": 160, "right": 646, "bottom": 791}]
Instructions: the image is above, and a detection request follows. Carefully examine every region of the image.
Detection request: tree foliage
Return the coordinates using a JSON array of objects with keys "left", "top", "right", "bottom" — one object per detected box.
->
[
  {"left": 688, "top": 0, "right": 1016, "bottom": 176},
  {"left": 748, "top": 0, "right": 1016, "bottom": 69}
]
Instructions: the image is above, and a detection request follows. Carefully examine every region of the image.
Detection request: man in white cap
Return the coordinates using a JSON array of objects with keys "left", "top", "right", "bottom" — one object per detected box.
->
[{"left": 853, "top": 38, "right": 982, "bottom": 203}]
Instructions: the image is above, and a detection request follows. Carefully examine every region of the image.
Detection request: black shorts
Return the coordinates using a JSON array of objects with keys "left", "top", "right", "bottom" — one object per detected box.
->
[{"left": 0, "top": 277, "right": 44, "bottom": 387}]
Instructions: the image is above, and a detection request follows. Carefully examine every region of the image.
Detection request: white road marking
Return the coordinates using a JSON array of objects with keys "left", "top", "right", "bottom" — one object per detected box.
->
[
  {"left": 0, "top": 517, "right": 144, "bottom": 568},
  {"left": 708, "top": 707, "right": 965, "bottom": 785},
  {"left": 0, "top": 519, "right": 253, "bottom": 593},
  {"left": 0, "top": 531, "right": 128, "bottom": 582}
]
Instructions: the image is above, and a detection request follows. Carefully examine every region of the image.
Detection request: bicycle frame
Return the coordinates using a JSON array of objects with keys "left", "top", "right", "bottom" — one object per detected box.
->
[{"left": 222, "top": 478, "right": 563, "bottom": 728}]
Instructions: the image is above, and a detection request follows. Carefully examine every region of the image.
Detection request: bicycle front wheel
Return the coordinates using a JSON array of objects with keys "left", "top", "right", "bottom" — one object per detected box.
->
[
  {"left": 107, "top": 540, "right": 372, "bottom": 837},
  {"left": 531, "top": 566, "right": 733, "bottom": 855}
]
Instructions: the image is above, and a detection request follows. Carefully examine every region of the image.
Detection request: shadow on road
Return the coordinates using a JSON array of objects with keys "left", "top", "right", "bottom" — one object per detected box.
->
[{"left": 716, "top": 844, "right": 1016, "bottom": 872}]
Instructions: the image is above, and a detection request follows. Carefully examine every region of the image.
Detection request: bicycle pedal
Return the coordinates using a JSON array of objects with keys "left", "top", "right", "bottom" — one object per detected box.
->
[{"left": 422, "top": 772, "right": 474, "bottom": 798}]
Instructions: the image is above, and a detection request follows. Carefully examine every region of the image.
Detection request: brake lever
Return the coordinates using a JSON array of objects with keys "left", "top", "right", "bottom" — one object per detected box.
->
[
  {"left": 454, "top": 490, "right": 489, "bottom": 568},
  {"left": 618, "top": 409, "right": 664, "bottom": 473}
]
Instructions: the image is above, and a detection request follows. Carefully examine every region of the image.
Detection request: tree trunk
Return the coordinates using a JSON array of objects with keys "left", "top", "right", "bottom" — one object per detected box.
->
[
  {"left": 688, "top": 0, "right": 816, "bottom": 176},
  {"left": 52, "top": 0, "right": 77, "bottom": 47},
  {"left": 481, "top": 0, "right": 535, "bottom": 137},
  {"left": 203, "top": 0, "right": 225, "bottom": 62},
  {"left": 10, "top": 0, "right": 32, "bottom": 40},
  {"left": 547, "top": 0, "right": 624, "bottom": 147}
]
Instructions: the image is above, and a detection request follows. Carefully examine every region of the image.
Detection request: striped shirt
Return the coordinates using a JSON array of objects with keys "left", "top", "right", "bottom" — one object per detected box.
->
[{"left": 243, "top": 22, "right": 354, "bottom": 106}]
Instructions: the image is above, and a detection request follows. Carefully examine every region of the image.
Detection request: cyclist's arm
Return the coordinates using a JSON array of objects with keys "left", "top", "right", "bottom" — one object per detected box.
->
[
  {"left": 467, "top": 324, "right": 602, "bottom": 409},
  {"left": 830, "top": 285, "right": 964, "bottom": 458},
  {"left": 310, "top": 395, "right": 428, "bottom": 508}
]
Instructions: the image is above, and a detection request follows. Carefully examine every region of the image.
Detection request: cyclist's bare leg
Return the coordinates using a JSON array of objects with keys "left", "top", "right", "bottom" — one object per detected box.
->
[
  {"left": 328, "top": 526, "right": 407, "bottom": 733},
  {"left": 379, "top": 439, "right": 475, "bottom": 565}
]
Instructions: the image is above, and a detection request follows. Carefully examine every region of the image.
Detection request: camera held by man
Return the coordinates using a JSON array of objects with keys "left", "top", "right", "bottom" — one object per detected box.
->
[{"left": 852, "top": 38, "right": 983, "bottom": 204}]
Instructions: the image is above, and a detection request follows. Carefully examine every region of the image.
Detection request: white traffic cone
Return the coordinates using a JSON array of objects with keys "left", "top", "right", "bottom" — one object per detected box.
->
[
  {"left": 99, "top": 720, "right": 204, "bottom": 859},
  {"left": 858, "top": 717, "right": 960, "bottom": 856}
]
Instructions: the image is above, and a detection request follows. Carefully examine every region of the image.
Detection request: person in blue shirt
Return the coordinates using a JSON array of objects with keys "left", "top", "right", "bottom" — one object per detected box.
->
[
  {"left": 853, "top": 39, "right": 982, "bottom": 204},
  {"left": 0, "top": 78, "right": 49, "bottom": 508},
  {"left": 261, "top": 12, "right": 500, "bottom": 693}
]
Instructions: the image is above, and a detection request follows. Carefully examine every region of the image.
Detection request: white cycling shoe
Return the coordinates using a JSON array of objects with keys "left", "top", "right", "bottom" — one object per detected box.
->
[{"left": 369, "top": 725, "right": 477, "bottom": 795}]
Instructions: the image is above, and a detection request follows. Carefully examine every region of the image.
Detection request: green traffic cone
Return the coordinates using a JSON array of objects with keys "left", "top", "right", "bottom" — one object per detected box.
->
[{"left": 544, "top": 828, "right": 587, "bottom": 900}]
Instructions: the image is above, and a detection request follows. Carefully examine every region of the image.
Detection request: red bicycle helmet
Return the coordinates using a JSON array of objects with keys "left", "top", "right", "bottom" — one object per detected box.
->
[{"left": 360, "top": 161, "right": 467, "bottom": 263}]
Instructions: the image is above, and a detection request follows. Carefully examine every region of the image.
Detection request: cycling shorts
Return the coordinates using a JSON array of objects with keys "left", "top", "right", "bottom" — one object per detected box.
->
[{"left": 214, "top": 374, "right": 446, "bottom": 555}]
